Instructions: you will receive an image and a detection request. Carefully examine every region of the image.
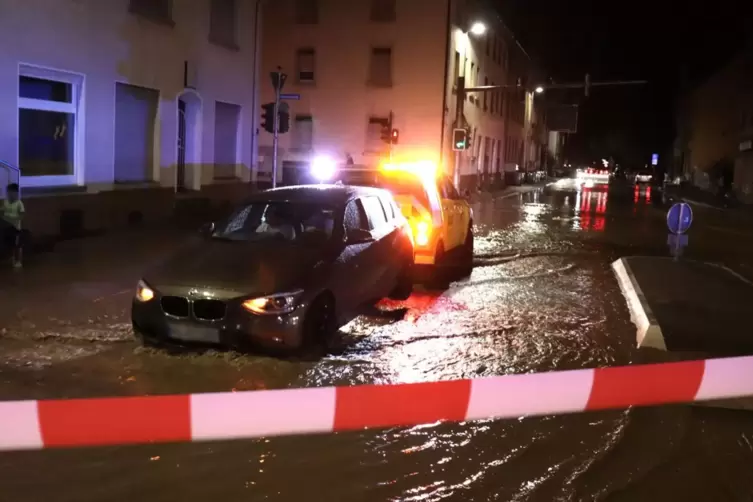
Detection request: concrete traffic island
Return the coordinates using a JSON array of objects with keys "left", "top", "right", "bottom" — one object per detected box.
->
[
  {"left": 612, "top": 256, "right": 753, "bottom": 411},
  {"left": 612, "top": 256, "right": 753, "bottom": 354}
]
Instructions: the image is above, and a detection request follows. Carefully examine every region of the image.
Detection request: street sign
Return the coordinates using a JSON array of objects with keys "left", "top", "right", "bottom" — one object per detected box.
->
[
  {"left": 270, "top": 71, "right": 287, "bottom": 91},
  {"left": 280, "top": 93, "right": 300, "bottom": 100},
  {"left": 667, "top": 202, "right": 693, "bottom": 234},
  {"left": 651, "top": 153, "right": 658, "bottom": 166}
]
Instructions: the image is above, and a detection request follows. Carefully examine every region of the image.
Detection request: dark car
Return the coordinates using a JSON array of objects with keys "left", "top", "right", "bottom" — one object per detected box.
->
[{"left": 132, "top": 185, "right": 414, "bottom": 352}]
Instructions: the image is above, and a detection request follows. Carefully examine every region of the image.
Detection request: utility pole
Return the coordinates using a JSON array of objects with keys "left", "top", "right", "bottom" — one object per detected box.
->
[
  {"left": 453, "top": 76, "right": 465, "bottom": 189},
  {"left": 270, "top": 67, "right": 286, "bottom": 189},
  {"left": 388, "top": 111, "right": 394, "bottom": 162}
]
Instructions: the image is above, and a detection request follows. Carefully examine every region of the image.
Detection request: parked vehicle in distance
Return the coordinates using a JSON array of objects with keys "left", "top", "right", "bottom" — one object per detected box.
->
[
  {"left": 634, "top": 168, "right": 654, "bottom": 184},
  {"left": 132, "top": 185, "right": 414, "bottom": 353}
]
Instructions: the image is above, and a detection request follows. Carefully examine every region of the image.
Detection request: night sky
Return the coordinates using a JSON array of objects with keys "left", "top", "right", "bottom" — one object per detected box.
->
[{"left": 497, "top": 0, "right": 753, "bottom": 167}]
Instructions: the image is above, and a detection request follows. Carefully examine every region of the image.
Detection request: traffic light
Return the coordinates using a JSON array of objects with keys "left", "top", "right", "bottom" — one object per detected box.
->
[
  {"left": 278, "top": 102, "right": 290, "bottom": 134},
  {"left": 390, "top": 128, "right": 399, "bottom": 144},
  {"left": 261, "top": 102, "right": 275, "bottom": 133},
  {"left": 452, "top": 128, "right": 467, "bottom": 151}
]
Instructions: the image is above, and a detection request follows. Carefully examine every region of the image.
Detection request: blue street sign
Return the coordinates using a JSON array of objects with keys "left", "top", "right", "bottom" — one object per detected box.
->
[
  {"left": 651, "top": 153, "right": 658, "bottom": 166},
  {"left": 667, "top": 202, "right": 693, "bottom": 234},
  {"left": 280, "top": 93, "right": 301, "bottom": 100}
]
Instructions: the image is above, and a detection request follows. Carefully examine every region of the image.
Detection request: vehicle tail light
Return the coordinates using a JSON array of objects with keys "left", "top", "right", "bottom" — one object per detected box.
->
[{"left": 412, "top": 219, "right": 431, "bottom": 247}]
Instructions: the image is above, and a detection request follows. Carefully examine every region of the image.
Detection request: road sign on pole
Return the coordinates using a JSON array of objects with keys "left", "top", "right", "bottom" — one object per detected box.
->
[
  {"left": 667, "top": 202, "right": 693, "bottom": 235},
  {"left": 270, "top": 67, "right": 287, "bottom": 189}
]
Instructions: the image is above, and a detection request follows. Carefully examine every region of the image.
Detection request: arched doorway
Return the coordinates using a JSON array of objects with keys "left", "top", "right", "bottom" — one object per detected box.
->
[{"left": 176, "top": 89, "right": 202, "bottom": 191}]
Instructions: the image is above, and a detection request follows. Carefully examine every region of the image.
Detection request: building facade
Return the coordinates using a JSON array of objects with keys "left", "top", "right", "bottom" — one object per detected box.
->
[
  {"left": 674, "top": 43, "right": 753, "bottom": 201},
  {"left": 258, "top": 0, "right": 541, "bottom": 191},
  {"left": 0, "top": 0, "right": 261, "bottom": 237}
]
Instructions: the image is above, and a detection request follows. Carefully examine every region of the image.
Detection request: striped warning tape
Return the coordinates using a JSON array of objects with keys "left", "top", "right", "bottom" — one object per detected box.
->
[{"left": 0, "top": 356, "right": 751, "bottom": 452}]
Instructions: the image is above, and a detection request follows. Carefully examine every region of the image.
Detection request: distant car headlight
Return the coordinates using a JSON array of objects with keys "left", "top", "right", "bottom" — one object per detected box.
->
[
  {"left": 135, "top": 280, "right": 155, "bottom": 302},
  {"left": 242, "top": 290, "right": 304, "bottom": 315}
]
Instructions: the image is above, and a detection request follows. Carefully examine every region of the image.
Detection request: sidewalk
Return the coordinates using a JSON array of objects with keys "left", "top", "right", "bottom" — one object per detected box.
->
[
  {"left": 468, "top": 180, "right": 553, "bottom": 204},
  {"left": 612, "top": 256, "right": 753, "bottom": 355}
]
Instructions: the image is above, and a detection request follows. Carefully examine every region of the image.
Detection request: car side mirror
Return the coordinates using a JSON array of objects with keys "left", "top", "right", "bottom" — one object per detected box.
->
[
  {"left": 200, "top": 222, "right": 215, "bottom": 236},
  {"left": 345, "top": 228, "right": 374, "bottom": 245}
]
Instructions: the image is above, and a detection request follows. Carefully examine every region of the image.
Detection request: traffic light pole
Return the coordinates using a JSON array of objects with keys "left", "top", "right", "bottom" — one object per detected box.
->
[
  {"left": 271, "top": 68, "right": 285, "bottom": 189},
  {"left": 453, "top": 76, "right": 465, "bottom": 189},
  {"left": 388, "top": 111, "right": 394, "bottom": 162}
]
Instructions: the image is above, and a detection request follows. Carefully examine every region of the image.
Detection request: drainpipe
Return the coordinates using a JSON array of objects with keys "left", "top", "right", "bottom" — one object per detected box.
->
[
  {"left": 250, "top": 0, "right": 263, "bottom": 186},
  {"left": 438, "top": 0, "right": 452, "bottom": 171}
]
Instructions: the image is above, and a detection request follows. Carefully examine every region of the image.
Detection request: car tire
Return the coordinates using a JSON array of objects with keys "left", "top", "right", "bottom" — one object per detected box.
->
[
  {"left": 456, "top": 224, "right": 474, "bottom": 277},
  {"left": 302, "top": 293, "right": 336, "bottom": 349},
  {"left": 389, "top": 258, "right": 414, "bottom": 300}
]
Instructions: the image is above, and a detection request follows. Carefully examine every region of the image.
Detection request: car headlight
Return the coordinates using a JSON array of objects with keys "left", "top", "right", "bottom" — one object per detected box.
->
[
  {"left": 135, "top": 280, "right": 155, "bottom": 302},
  {"left": 242, "top": 290, "right": 304, "bottom": 315}
]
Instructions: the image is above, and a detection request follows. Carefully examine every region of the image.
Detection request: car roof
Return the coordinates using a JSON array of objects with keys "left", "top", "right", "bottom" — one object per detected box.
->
[{"left": 247, "top": 184, "right": 392, "bottom": 205}]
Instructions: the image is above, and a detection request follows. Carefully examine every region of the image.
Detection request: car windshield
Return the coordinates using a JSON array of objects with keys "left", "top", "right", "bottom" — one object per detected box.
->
[{"left": 212, "top": 201, "right": 337, "bottom": 243}]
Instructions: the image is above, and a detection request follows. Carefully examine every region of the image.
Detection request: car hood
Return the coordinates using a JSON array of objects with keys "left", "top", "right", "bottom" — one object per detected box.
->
[{"left": 145, "top": 238, "right": 326, "bottom": 295}]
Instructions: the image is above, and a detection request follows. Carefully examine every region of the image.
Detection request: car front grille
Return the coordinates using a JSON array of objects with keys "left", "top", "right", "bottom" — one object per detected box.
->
[
  {"left": 161, "top": 296, "right": 190, "bottom": 317},
  {"left": 193, "top": 299, "right": 227, "bottom": 321},
  {"left": 160, "top": 296, "right": 226, "bottom": 321}
]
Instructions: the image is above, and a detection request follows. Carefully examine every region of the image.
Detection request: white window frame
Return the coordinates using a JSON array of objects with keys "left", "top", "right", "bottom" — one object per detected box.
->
[{"left": 17, "top": 64, "right": 85, "bottom": 188}]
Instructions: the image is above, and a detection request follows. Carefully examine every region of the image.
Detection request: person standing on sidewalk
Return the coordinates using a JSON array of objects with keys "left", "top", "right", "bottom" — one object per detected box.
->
[{"left": 1, "top": 183, "right": 25, "bottom": 268}]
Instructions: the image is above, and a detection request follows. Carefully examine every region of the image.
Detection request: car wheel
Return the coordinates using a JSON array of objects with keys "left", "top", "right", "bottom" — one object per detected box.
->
[
  {"left": 457, "top": 224, "right": 474, "bottom": 277},
  {"left": 389, "top": 258, "right": 414, "bottom": 300},
  {"left": 302, "top": 294, "right": 336, "bottom": 349}
]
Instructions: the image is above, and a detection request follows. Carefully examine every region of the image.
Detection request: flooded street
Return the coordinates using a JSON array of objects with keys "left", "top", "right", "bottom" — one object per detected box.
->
[{"left": 1, "top": 181, "right": 753, "bottom": 501}]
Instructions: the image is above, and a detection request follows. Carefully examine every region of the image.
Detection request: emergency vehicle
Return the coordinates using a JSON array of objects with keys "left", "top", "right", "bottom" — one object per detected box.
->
[{"left": 330, "top": 160, "right": 474, "bottom": 276}]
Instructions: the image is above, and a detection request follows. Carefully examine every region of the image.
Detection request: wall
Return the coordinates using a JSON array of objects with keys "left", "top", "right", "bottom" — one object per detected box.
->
[
  {"left": 0, "top": 0, "right": 260, "bottom": 193},
  {"left": 260, "top": 0, "right": 448, "bottom": 179}
]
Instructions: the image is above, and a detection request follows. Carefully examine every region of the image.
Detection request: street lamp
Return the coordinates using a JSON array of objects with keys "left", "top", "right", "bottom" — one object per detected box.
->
[
  {"left": 535, "top": 86, "right": 545, "bottom": 94},
  {"left": 469, "top": 22, "right": 486, "bottom": 36}
]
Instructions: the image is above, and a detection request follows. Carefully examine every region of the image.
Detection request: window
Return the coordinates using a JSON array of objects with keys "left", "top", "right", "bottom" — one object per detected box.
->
[
  {"left": 490, "top": 81, "right": 495, "bottom": 113},
  {"left": 18, "top": 66, "right": 83, "bottom": 186},
  {"left": 292, "top": 115, "right": 313, "bottom": 151},
  {"left": 370, "top": 0, "right": 396, "bottom": 22},
  {"left": 114, "top": 83, "right": 159, "bottom": 183},
  {"left": 296, "top": 48, "right": 316, "bottom": 83},
  {"left": 294, "top": 0, "right": 318, "bottom": 24},
  {"left": 380, "top": 195, "right": 397, "bottom": 219},
  {"left": 344, "top": 200, "right": 369, "bottom": 231},
  {"left": 483, "top": 77, "right": 488, "bottom": 111},
  {"left": 361, "top": 196, "right": 388, "bottom": 229},
  {"left": 214, "top": 101, "right": 241, "bottom": 179},
  {"left": 369, "top": 47, "right": 393, "bottom": 87},
  {"left": 454, "top": 51, "right": 460, "bottom": 88},
  {"left": 366, "top": 117, "right": 389, "bottom": 153},
  {"left": 209, "top": 0, "right": 237, "bottom": 48},
  {"left": 475, "top": 66, "right": 480, "bottom": 106},
  {"left": 129, "top": 0, "right": 172, "bottom": 24}
]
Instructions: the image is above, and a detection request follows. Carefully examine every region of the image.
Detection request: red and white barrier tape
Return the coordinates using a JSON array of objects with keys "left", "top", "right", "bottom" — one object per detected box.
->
[{"left": 1, "top": 356, "right": 752, "bottom": 451}]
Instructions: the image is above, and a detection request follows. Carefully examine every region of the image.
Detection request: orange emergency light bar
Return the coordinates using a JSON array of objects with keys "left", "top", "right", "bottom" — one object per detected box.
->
[{"left": 380, "top": 160, "right": 439, "bottom": 180}]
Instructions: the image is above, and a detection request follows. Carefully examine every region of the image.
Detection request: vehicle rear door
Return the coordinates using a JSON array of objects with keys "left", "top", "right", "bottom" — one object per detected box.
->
[
  {"left": 443, "top": 176, "right": 471, "bottom": 245},
  {"left": 436, "top": 176, "right": 460, "bottom": 250},
  {"left": 359, "top": 195, "right": 395, "bottom": 297},
  {"left": 337, "top": 198, "right": 374, "bottom": 311}
]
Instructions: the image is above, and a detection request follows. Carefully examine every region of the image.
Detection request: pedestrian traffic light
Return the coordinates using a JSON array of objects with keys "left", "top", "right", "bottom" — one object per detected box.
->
[
  {"left": 261, "top": 102, "right": 275, "bottom": 134},
  {"left": 391, "top": 128, "right": 399, "bottom": 144},
  {"left": 452, "top": 128, "right": 467, "bottom": 151}
]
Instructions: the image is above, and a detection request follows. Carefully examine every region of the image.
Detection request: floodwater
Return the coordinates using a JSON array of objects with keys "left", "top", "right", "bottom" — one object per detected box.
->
[{"left": 1, "top": 180, "right": 752, "bottom": 501}]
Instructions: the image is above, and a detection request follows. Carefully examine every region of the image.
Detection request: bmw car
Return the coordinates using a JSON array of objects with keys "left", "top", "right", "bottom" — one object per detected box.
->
[{"left": 132, "top": 185, "right": 414, "bottom": 352}]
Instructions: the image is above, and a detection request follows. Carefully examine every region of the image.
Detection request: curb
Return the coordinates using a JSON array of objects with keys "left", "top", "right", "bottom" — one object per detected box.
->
[{"left": 611, "top": 258, "right": 666, "bottom": 350}]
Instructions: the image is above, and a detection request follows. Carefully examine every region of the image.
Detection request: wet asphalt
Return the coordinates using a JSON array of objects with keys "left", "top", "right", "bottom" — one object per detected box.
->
[{"left": 1, "top": 180, "right": 752, "bottom": 501}]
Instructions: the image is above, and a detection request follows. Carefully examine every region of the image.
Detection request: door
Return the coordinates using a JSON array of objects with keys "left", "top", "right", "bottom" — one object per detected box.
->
[
  {"left": 444, "top": 176, "right": 469, "bottom": 245},
  {"left": 359, "top": 195, "right": 394, "bottom": 297},
  {"left": 177, "top": 100, "right": 187, "bottom": 191},
  {"left": 336, "top": 199, "right": 374, "bottom": 312},
  {"left": 437, "top": 176, "right": 460, "bottom": 250}
]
